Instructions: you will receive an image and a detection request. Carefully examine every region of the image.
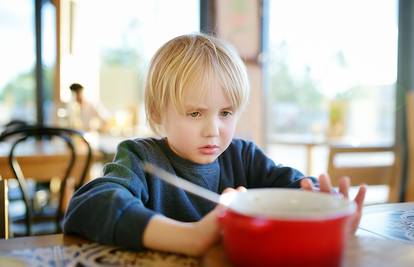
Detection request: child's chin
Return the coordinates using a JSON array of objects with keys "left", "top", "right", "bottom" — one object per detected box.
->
[{"left": 193, "top": 155, "right": 218, "bottom": 164}]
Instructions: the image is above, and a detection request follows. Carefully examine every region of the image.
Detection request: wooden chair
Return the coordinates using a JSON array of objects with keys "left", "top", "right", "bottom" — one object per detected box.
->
[
  {"left": 0, "top": 125, "right": 92, "bottom": 236},
  {"left": 0, "top": 178, "right": 8, "bottom": 239},
  {"left": 405, "top": 90, "right": 414, "bottom": 201},
  {"left": 327, "top": 145, "right": 401, "bottom": 202}
]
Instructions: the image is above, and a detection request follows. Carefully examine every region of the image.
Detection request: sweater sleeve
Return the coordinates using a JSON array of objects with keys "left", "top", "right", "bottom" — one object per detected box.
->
[
  {"left": 62, "top": 140, "right": 156, "bottom": 251},
  {"left": 240, "top": 140, "right": 317, "bottom": 188}
]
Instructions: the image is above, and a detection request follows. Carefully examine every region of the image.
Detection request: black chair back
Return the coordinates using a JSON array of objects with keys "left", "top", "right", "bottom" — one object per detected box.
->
[{"left": 0, "top": 125, "right": 92, "bottom": 235}]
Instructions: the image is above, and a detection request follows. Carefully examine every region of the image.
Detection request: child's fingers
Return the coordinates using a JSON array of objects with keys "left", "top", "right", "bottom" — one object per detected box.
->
[
  {"left": 236, "top": 186, "right": 247, "bottom": 192},
  {"left": 318, "top": 173, "right": 333, "bottom": 193},
  {"left": 354, "top": 184, "right": 367, "bottom": 211},
  {"left": 300, "top": 178, "right": 314, "bottom": 191},
  {"left": 349, "top": 184, "right": 367, "bottom": 234},
  {"left": 338, "top": 176, "right": 351, "bottom": 198},
  {"left": 222, "top": 187, "right": 236, "bottom": 194},
  {"left": 222, "top": 186, "right": 246, "bottom": 194},
  {"left": 219, "top": 187, "right": 244, "bottom": 208}
]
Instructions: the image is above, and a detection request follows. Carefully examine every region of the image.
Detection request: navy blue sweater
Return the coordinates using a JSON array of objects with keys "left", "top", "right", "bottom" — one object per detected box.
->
[{"left": 63, "top": 138, "right": 306, "bottom": 250}]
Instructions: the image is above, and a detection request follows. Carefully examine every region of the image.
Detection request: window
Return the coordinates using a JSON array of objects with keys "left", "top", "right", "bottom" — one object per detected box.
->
[
  {"left": 266, "top": 0, "right": 398, "bottom": 176},
  {"left": 61, "top": 0, "right": 199, "bottom": 135},
  {"left": 42, "top": 0, "right": 56, "bottom": 124},
  {"left": 267, "top": 0, "right": 398, "bottom": 145},
  {"left": 0, "top": 1, "right": 55, "bottom": 126},
  {"left": 0, "top": 1, "right": 36, "bottom": 125}
]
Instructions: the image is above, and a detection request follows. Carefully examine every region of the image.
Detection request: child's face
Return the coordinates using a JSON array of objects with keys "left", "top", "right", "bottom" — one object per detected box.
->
[{"left": 163, "top": 80, "right": 238, "bottom": 164}]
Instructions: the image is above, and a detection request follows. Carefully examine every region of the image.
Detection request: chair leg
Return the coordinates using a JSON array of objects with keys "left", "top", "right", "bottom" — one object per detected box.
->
[{"left": 0, "top": 179, "right": 9, "bottom": 239}]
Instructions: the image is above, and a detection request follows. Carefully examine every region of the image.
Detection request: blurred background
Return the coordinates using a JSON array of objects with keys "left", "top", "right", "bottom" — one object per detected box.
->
[{"left": 1, "top": 0, "right": 413, "bottom": 203}]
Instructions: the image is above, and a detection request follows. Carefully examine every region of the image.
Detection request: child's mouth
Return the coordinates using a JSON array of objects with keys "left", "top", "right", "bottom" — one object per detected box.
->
[{"left": 199, "top": 145, "right": 219, "bottom": 155}]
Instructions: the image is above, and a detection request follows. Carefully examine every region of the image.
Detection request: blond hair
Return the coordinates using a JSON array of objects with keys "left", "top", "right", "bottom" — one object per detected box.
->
[{"left": 144, "top": 33, "right": 250, "bottom": 135}]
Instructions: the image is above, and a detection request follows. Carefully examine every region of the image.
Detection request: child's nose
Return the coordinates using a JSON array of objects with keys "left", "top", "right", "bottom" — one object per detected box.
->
[{"left": 203, "top": 117, "right": 220, "bottom": 137}]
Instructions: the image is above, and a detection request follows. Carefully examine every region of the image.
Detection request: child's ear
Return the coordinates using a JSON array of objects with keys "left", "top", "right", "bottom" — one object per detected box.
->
[{"left": 151, "top": 108, "right": 162, "bottom": 124}]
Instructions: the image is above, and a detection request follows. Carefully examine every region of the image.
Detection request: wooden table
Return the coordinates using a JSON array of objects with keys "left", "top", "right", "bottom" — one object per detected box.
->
[
  {"left": 1, "top": 198, "right": 413, "bottom": 267},
  {"left": 0, "top": 133, "right": 124, "bottom": 181},
  {"left": 0, "top": 234, "right": 198, "bottom": 267},
  {"left": 0, "top": 140, "right": 94, "bottom": 182},
  {"left": 0, "top": 134, "right": 123, "bottom": 229},
  {"left": 358, "top": 202, "right": 414, "bottom": 242},
  {"left": 0, "top": 231, "right": 413, "bottom": 266}
]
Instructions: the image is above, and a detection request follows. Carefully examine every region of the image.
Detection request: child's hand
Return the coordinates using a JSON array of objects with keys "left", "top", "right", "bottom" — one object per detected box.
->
[
  {"left": 300, "top": 174, "right": 366, "bottom": 234},
  {"left": 192, "top": 186, "right": 247, "bottom": 255}
]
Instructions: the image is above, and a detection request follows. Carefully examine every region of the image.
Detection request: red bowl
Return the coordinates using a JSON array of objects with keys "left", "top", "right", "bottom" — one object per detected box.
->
[{"left": 218, "top": 188, "right": 355, "bottom": 267}]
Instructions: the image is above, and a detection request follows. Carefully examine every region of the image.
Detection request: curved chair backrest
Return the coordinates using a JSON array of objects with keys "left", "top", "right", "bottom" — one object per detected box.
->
[
  {"left": 0, "top": 125, "right": 92, "bottom": 235},
  {"left": 327, "top": 145, "right": 401, "bottom": 203}
]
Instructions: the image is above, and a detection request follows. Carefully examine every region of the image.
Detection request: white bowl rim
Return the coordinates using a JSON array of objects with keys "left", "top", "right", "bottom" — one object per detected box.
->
[{"left": 220, "top": 188, "right": 356, "bottom": 221}]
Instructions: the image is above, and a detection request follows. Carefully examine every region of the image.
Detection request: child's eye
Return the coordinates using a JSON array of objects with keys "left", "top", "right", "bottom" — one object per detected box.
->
[
  {"left": 188, "top": 111, "right": 201, "bottom": 118},
  {"left": 221, "top": 111, "right": 232, "bottom": 117}
]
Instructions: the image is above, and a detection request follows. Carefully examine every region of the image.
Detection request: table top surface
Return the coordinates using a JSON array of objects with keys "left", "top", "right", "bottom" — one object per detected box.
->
[
  {"left": 0, "top": 233, "right": 413, "bottom": 267},
  {"left": 1, "top": 202, "right": 414, "bottom": 267},
  {"left": 359, "top": 202, "right": 414, "bottom": 242},
  {"left": 0, "top": 133, "right": 125, "bottom": 157},
  {"left": 0, "top": 133, "right": 125, "bottom": 180}
]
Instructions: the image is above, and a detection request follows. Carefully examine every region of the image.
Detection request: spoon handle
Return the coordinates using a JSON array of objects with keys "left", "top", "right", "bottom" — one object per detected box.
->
[{"left": 143, "top": 162, "right": 221, "bottom": 205}]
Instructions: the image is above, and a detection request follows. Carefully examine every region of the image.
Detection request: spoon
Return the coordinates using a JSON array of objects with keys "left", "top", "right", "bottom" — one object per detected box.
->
[{"left": 143, "top": 162, "right": 223, "bottom": 205}]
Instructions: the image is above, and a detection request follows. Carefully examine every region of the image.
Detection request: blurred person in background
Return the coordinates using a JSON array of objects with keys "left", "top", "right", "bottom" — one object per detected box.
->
[{"left": 68, "top": 83, "right": 110, "bottom": 132}]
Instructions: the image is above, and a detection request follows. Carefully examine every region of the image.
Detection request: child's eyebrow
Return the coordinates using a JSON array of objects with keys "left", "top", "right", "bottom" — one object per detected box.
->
[
  {"left": 184, "top": 105, "right": 207, "bottom": 111},
  {"left": 184, "top": 105, "right": 235, "bottom": 111}
]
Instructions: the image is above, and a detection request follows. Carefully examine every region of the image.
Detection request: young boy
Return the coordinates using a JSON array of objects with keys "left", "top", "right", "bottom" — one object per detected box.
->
[{"left": 63, "top": 33, "right": 366, "bottom": 256}]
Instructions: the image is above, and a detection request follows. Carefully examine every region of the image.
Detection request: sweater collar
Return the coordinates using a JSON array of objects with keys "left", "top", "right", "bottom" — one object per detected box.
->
[{"left": 158, "top": 137, "right": 219, "bottom": 174}]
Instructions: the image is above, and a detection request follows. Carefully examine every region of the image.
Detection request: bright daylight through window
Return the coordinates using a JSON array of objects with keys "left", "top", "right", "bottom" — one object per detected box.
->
[
  {"left": 63, "top": 0, "right": 199, "bottom": 135},
  {"left": 267, "top": 0, "right": 398, "bottom": 146}
]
